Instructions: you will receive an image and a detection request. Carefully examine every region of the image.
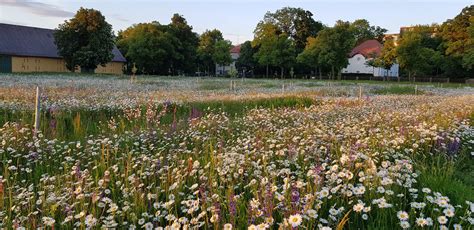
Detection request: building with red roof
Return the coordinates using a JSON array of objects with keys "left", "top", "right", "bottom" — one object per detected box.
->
[{"left": 342, "top": 39, "right": 399, "bottom": 77}]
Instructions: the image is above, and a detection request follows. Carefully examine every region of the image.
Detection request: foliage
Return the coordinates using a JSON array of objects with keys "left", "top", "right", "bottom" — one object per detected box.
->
[
  {"left": 366, "top": 37, "right": 398, "bottom": 78},
  {"left": 236, "top": 41, "right": 257, "bottom": 72},
  {"left": 308, "top": 21, "right": 355, "bottom": 79},
  {"left": 54, "top": 8, "right": 115, "bottom": 72},
  {"left": 296, "top": 37, "right": 326, "bottom": 75},
  {"left": 440, "top": 5, "right": 473, "bottom": 57},
  {"left": 197, "top": 29, "right": 225, "bottom": 75},
  {"left": 117, "top": 14, "right": 199, "bottom": 75},
  {"left": 117, "top": 22, "right": 177, "bottom": 75},
  {"left": 350, "top": 19, "right": 387, "bottom": 44},
  {"left": 168, "top": 14, "right": 199, "bottom": 74},
  {"left": 254, "top": 24, "right": 296, "bottom": 78},
  {"left": 254, "top": 7, "right": 323, "bottom": 52},
  {"left": 213, "top": 40, "right": 232, "bottom": 67},
  {"left": 397, "top": 31, "right": 442, "bottom": 78}
]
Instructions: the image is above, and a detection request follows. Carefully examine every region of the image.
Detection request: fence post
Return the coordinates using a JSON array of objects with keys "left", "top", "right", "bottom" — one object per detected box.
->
[
  {"left": 447, "top": 78, "right": 450, "bottom": 83},
  {"left": 358, "top": 85, "right": 362, "bottom": 99},
  {"left": 415, "top": 85, "right": 418, "bottom": 95},
  {"left": 34, "top": 86, "right": 41, "bottom": 136},
  {"left": 282, "top": 83, "right": 285, "bottom": 93}
]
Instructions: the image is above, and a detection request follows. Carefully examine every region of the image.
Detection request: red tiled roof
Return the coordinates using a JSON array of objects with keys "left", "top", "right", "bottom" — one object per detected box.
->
[
  {"left": 349, "top": 40, "right": 382, "bottom": 58},
  {"left": 230, "top": 44, "right": 241, "bottom": 54}
]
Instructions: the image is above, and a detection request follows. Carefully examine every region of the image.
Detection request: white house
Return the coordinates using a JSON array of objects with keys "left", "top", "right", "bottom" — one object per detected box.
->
[
  {"left": 216, "top": 44, "right": 240, "bottom": 76},
  {"left": 342, "top": 40, "right": 399, "bottom": 77}
]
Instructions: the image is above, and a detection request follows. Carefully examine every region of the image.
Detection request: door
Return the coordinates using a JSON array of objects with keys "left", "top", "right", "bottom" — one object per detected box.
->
[{"left": 0, "top": 55, "right": 12, "bottom": 73}]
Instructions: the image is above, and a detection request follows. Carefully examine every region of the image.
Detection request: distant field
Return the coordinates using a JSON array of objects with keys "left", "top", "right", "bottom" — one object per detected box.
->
[{"left": 0, "top": 73, "right": 473, "bottom": 229}]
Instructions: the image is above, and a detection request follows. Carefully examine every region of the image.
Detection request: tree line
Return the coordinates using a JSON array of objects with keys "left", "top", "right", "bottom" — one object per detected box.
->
[{"left": 54, "top": 6, "right": 473, "bottom": 78}]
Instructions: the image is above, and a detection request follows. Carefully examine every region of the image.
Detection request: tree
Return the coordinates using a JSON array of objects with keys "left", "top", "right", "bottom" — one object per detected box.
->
[
  {"left": 169, "top": 14, "right": 199, "bottom": 75},
  {"left": 117, "top": 22, "right": 177, "bottom": 74},
  {"left": 350, "top": 19, "right": 387, "bottom": 45},
  {"left": 197, "top": 29, "right": 224, "bottom": 75},
  {"left": 236, "top": 41, "right": 257, "bottom": 73},
  {"left": 397, "top": 31, "right": 441, "bottom": 79},
  {"left": 305, "top": 21, "right": 355, "bottom": 80},
  {"left": 368, "top": 37, "right": 398, "bottom": 80},
  {"left": 253, "top": 23, "right": 280, "bottom": 77},
  {"left": 254, "top": 7, "right": 323, "bottom": 52},
  {"left": 213, "top": 40, "right": 232, "bottom": 75},
  {"left": 297, "top": 36, "right": 326, "bottom": 78},
  {"left": 254, "top": 23, "right": 296, "bottom": 78},
  {"left": 440, "top": 5, "right": 473, "bottom": 57},
  {"left": 54, "top": 8, "right": 115, "bottom": 73}
]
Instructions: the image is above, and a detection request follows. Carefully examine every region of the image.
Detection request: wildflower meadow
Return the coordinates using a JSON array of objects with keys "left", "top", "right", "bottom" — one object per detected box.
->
[{"left": 0, "top": 74, "right": 473, "bottom": 229}]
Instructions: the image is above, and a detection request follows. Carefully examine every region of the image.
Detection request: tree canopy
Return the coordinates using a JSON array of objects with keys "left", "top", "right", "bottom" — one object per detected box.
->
[
  {"left": 254, "top": 7, "right": 323, "bottom": 52},
  {"left": 117, "top": 22, "right": 177, "bottom": 75},
  {"left": 236, "top": 41, "right": 257, "bottom": 72},
  {"left": 350, "top": 19, "right": 387, "bottom": 45},
  {"left": 308, "top": 21, "right": 355, "bottom": 79},
  {"left": 54, "top": 8, "right": 115, "bottom": 72},
  {"left": 197, "top": 29, "right": 225, "bottom": 74}
]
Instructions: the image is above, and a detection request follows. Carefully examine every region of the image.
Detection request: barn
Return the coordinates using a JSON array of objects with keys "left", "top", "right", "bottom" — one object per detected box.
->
[
  {"left": 342, "top": 40, "right": 399, "bottom": 77},
  {"left": 0, "top": 23, "right": 126, "bottom": 74}
]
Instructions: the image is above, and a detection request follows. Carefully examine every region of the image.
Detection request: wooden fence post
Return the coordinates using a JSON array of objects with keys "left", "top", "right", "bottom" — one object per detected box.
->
[
  {"left": 415, "top": 85, "right": 418, "bottom": 95},
  {"left": 34, "top": 86, "right": 41, "bottom": 135},
  {"left": 358, "top": 85, "right": 362, "bottom": 99}
]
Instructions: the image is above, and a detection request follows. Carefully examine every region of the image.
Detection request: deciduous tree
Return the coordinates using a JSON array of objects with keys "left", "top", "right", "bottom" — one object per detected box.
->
[
  {"left": 197, "top": 29, "right": 224, "bottom": 75},
  {"left": 54, "top": 8, "right": 115, "bottom": 73},
  {"left": 255, "top": 7, "right": 323, "bottom": 52},
  {"left": 350, "top": 19, "right": 387, "bottom": 45}
]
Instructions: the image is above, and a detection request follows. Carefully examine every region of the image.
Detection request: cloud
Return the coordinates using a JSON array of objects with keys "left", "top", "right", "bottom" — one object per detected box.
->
[
  {"left": 1, "top": 0, "right": 74, "bottom": 18},
  {"left": 111, "top": 14, "right": 129, "bottom": 22}
]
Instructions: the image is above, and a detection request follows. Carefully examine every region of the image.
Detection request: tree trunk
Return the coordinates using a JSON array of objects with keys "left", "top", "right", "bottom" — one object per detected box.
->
[
  {"left": 331, "top": 66, "right": 335, "bottom": 80},
  {"left": 280, "top": 67, "right": 284, "bottom": 79},
  {"left": 266, "top": 65, "right": 269, "bottom": 78}
]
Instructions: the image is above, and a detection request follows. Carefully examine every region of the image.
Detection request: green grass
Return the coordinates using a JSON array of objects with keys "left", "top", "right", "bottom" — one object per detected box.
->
[
  {"left": 371, "top": 85, "right": 424, "bottom": 95},
  {"left": 0, "top": 96, "right": 317, "bottom": 140}
]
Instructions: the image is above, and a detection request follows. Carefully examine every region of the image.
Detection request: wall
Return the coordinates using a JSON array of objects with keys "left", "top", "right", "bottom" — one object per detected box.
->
[
  {"left": 342, "top": 54, "right": 399, "bottom": 77},
  {"left": 342, "top": 54, "right": 375, "bottom": 75},
  {"left": 12, "top": 56, "right": 68, "bottom": 72},
  {"left": 216, "top": 52, "right": 240, "bottom": 76},
  {"left": 95, "top": 62, "right": 124, "bottom": 75},
  {"left": 11, "top": 56, "right": 124, "bottom": 74},
  {"left": 0, "top": 55, "right": 12, "bottom": 73}
]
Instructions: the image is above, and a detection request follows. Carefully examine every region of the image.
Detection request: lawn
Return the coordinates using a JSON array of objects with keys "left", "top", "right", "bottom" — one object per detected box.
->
[{"left": 0, "top": 73, "right": 473, "bottom": 229}]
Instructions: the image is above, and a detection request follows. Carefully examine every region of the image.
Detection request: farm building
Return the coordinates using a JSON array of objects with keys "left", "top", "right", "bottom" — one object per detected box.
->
[
  {"left": 342, "top": 39, "right": 399, "bottom": 78},
  {"left": 216, "top": 44, "right": 240, "bottom": 76},
  {"left": 0, "top": 23, "right": 126, "bottom": 74}
]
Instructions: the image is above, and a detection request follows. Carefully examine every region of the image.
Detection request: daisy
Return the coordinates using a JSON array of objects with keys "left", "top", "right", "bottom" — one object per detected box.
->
[
  {"left": 224, "top": 223, "right": 232, "bottom": 230},
  {"left": 397, "top": 211, "right": 409, "bottom": 221},
  {"left": 437, "top": 216, "right": 448, "bottom": 225},
  {"left": 416, "top": 217, "right": 428, "bottom": 227},
  {"left": 400, "top": 221, "right": 410, "bottom": 229},
  {"left": 353, "top": 203, "right": 364, "bottom": 213},
  {"left": 288, "top": 214, "right": 303, "bottom": 228}
]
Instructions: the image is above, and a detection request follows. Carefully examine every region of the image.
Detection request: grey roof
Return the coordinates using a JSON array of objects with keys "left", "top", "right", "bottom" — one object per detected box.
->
[{"left": 0, "top": 23, "right": 126, "bottom": 62}]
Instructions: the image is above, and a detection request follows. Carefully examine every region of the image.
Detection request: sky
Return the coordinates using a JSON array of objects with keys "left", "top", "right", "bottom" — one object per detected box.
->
[{"left": 0, "top": 0, "right": 471, "bottom": 45}]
